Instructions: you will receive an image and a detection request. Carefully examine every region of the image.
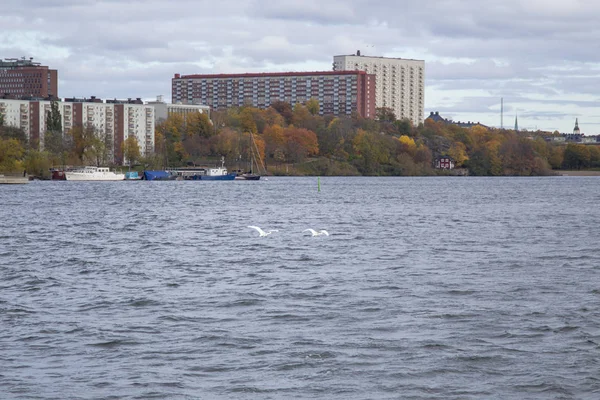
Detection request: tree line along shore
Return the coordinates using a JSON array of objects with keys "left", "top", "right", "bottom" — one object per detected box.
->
[{"left": 1, "top": 101, "right": 599, "bottom": 178}]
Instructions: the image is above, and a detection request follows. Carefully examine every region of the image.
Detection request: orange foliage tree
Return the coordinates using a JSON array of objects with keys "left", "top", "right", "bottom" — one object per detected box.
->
[{"left": 283, "top": 127, "right": 319, "bottom": 163}]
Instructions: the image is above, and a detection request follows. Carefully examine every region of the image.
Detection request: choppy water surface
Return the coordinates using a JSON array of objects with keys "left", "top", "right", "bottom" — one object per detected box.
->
[{"left": 1, "top": 177, "right": 599, "bottom": 399}]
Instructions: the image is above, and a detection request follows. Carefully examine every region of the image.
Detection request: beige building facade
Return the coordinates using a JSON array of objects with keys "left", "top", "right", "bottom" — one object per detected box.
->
[
  {"left": 333, "top": 52, "right": 424, "bottom": 126},
  {"left": 147, "top": 96, "right": 211, "bottom": 123}
]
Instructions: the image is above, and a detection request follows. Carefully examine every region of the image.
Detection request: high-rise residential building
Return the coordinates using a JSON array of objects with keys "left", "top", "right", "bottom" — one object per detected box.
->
[
  {"left": 0, "top": 96, "right": 155, "bottom": 164},
  {"left": 0, "top": 58, "right": 58, "bottom": 99},
  {"left": 333, "top": 51, "right": 424, "bottom": 126},
  {"left": 172, "top": 71, "right": 376, "bottom": 118}
]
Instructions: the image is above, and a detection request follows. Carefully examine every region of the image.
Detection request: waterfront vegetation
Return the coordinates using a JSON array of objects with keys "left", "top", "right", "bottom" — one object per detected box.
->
[{"left": 1, "top": 101, "right": 600, "bottom": 177}]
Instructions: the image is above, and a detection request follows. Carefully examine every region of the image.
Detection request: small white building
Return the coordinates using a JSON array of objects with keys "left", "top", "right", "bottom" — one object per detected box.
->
[{"left": 147, "top": 96, "right": 210, "bottom": 123}]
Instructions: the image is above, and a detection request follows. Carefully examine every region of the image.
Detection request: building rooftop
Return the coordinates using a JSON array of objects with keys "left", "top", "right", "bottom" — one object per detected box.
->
[
  {"left": 334, "top": 50, "right": 424, "bottom": 62},
  {"left": 175, "top": 70, "right": 370, "bottom": 79},
  {"left": 0, "top": 57, "right": 43, "bottom": 68},
  {"left": 427, "top": 111, "right": 488, "bottom": 129}
]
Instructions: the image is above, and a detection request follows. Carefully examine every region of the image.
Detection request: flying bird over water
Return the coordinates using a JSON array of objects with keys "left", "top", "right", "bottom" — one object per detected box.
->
[
  {"left": 303, "top": 228, "right": 329, "bottom": 236},
  {"left": 248, "top": 226, "right": 279, "bottom": 237}
]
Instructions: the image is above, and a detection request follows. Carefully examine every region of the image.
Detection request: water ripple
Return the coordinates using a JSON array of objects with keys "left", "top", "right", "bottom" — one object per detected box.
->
[{"left": 1, "top": 177, "right": 599, "bottom": 399}]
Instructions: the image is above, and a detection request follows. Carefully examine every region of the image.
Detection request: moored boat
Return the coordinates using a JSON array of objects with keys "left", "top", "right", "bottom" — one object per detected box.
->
[
  {"left": 125, "top": 171, "right": 142, "bottom": 180},
  {"left": 50, "top": 168, "right": 67, "bottom": 180},
  {"left": 234, "top": 132, "right": 266, "bottom": 181},
  {"left": 234, "top": 170, "right": 261, "bottom": 180},
  {"left": 65, "top": 166, "right": 125, "bottom": 181},
  {"left": 173, "top": 158, "right": 236, "bottom": 181},
  {"left": 142, "top": 170, "right": 178, "bottom": 181}
]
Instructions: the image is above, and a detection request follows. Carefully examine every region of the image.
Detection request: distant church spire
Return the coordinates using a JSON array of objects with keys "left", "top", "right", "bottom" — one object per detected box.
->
[
  {"left": 514, "top": 112, "right": 519, "bottom": 131},
  {"left": 573, "top": 118, "right": 580, "bottom": 134}
]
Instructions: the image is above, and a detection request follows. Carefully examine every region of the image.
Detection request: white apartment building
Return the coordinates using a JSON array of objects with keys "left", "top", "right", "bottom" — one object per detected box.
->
[
  {"left": 0, "top": 99, "right": 31, "bottom": 137},
  {"left": 0, "top": 97, "right": 155, "bottom": 164},
  {"left": 120, "top": 103, "right": 155, "bottom": 158},
  {"left": 333, "top": 51, "right": 425, "bottom": 126}
]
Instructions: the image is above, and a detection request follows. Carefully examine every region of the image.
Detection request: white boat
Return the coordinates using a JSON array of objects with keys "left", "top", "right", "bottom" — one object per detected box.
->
[{"left": 65, "top": 166, "right": 125, "bottom": 181}]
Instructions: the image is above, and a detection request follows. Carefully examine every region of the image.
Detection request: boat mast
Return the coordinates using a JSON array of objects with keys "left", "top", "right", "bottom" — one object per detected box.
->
[{"left": 250, "top": 132, "right": 267, "bottom": 175}]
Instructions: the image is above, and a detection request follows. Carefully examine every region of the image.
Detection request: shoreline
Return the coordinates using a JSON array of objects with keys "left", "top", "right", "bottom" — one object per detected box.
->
[{"left": 558, "top": 170, "right": 600, "bottom": 176}]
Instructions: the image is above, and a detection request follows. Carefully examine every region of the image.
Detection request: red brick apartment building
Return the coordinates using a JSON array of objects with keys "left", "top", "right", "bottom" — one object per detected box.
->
[
  {"left": 0, "top": 58, "right": 58, "bottom": 99},
  {"left": 172, "top": 71, "right": 376, "bottom": 118}
]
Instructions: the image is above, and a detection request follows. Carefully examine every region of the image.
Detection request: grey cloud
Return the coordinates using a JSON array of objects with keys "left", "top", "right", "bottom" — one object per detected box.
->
[{"left": 4, "top": 0, "right": 599, "bottom": 132}]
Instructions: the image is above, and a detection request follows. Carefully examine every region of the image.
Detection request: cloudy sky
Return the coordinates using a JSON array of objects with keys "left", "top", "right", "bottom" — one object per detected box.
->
[{"left": 3, "top": 0, "right": 599, "bottom": 133}]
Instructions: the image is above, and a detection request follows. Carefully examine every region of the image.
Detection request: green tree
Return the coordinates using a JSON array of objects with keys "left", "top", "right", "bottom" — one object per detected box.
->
[
  {"left": 376, "top": 107, "right": 396, "bottom": 122},
  {"left": 588, "top": 145, "right": 600, "bottom": 167},
  {"left": 0, "top": 125, "right": 27, "bottom": 144},
  {"left": 563, "top": 144, "right": 590, "bottom": 169},
  {"left": 44, "top": 129, "right": 67, "bottom": 164},
  {"left": 0, "top": 138, "right": 25, "bottom": 172},
  {"left": 46, "top": 100, "right": 62, "bottom": 133},
  {"left": 394, "top": 118, "right": 412, "bottom": 136},
  {"left": 305, "top": 98, "right": 320, "bottom": 115},
  {"left": 24, "top": 150, "right": 52, "bottom": 179}
]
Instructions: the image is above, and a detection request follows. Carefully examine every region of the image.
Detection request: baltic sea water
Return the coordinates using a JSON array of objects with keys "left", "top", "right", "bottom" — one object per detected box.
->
[{"left": 1, "top": 177, "right": 599, "bottom": 399}]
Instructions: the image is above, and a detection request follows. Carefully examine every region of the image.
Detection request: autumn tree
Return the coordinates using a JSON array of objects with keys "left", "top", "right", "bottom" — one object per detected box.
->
[
  {"left": 261, "top": 107, "right": 285, "bottom": 128},
  {"left": 414, "top": 144, "right": 433, "bottom": 168},
  {"left": 185, "top": 112, "right": 213, "bottom": 138},
  {"left": 398, "top": 135, "right": 417, "bottom": 156},
  {"left": 85, "top": 127, "right": 114, "bottom": 166},
  {"left": 156, "top": 114, "right": 185, "bottom": 166},
  {"left": 351, "top": 129, "right": 392, "bottom": 174},
  {"left": 239, "top": 107, "right": 258, "bottom": 134},
  {"left": 447, "top": 142, "right": 468, "bottom": 167},
  {"left": 283, "top": 127, "right": 319, "bottom": 163},
  {"left": 0, "top": 138, "right": 25, "bottom": 172},
  {"left": 209, "top": 127, "right": 239, "bottom": 162},
  {"left": 292, "top": 104, "right": 311, "bottom": 126},
  {"left": 318, "top": 117, "right": 354, "bottom": 159},
  {"left": 122, "top": 136, "right": 141, "bottom": 166},
  {"left": 270, "top": 101, "right": 294, "bottom": 125},
  {"left": 548, "top": 145, "right": 564, "bottom": 169},
  {"left": 67, "top": 124, "right": 97, "bottom": 164},
  {"left": 263, "top": 124, "right": 285, "bottom": 157}
]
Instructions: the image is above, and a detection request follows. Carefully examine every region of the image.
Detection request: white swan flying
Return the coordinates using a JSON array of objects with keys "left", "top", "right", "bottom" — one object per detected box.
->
[
  {"left": 303, "top": 228, "right": 329, "bottom": 236},
  {"left": 248, "top": 226, "right": 279, "bottom": 237}
]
